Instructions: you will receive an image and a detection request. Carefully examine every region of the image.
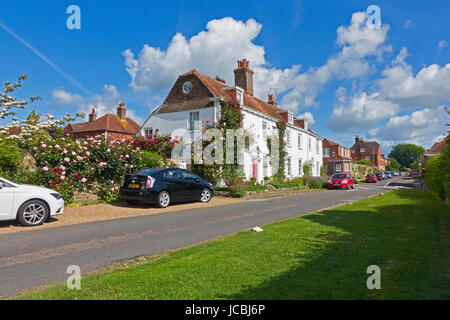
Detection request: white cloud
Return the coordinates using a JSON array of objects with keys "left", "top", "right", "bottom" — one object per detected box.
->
[
  {"left": 51, "top": 85, "right": 143, "bottom": 124},
  {"left": 297, "top": 111, "right": 315, "bottom": 125},
  {"left": 51, "top": 89, "right": 83, "bottom": 107},
  {"left": 328, "top": 88, "right": 399, "bottom": 131},
  {"left": 367, "top": 107, "right": 448, "bottom": 147},
  {"left": 123, "top": 13, "right": 390, "bottom": 113}
]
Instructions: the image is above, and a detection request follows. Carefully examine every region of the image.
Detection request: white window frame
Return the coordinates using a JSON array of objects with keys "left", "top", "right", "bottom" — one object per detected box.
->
[
  {"left": 189, "top": 111, "right": 200, "bottom": 130},
  {"left": 286, "top": 130, "right": 291, "bottom": 147},
  {"left": 298, "top": 134, "right": 302, "bottom": 149},
  {"left": 336, "top": 163, "right": 342, "bottom": 172},
  {"left": 144, "top": 128, "right": 153, "bottom": 138},
  {"left": 360, "top": 147, "right": 365, "bottom": 153},
  {"left": 287, "top": 157, "right": 292, "bottom": 176},
  {"left": 323, "top": 148, "right": 330, "bottom": 157},
  {"left": 298, "top": 159, "right": 302, "bottom": 175},
  {"left": 344, "top": 163, "right": 349, "bottom": 172}
]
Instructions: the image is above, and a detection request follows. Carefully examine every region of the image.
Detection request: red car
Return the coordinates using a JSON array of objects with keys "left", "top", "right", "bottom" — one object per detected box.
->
[
  {"left": 365, "top": 174, "right": 378, "bottom": 183},
  {"left": 328, "top": 173, "right": 354, "bottom": 190}
]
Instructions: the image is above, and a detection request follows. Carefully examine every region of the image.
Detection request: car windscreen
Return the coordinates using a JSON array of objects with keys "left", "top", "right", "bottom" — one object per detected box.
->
[{"left": 332, "top": 174, "right": 347, "bottom": 179}]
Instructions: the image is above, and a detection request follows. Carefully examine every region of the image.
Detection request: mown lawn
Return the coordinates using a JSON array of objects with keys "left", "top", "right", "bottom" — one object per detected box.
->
[{"left": 17, "top": 190, "right": 449, "bottom": 300}]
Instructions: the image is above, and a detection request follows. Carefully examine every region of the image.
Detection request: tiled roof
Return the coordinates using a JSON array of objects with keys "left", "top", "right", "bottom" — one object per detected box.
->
[
  {"left": 70, "top": 114, "right": 141, "bottom": 135},
  {"left": 427, "top": 134, "right": 449, "bottom": 154},
  {"left": 176, "top": 70, "right": 322, "bottom": 137}
]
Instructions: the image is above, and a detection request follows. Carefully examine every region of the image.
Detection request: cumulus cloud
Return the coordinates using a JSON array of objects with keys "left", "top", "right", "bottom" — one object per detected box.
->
[
  {"left": 367, "top": 106, "right": 448, "bottom": 147},
  {"left": 51, "top": 89, "right": 83, "bottom": 107},
  {"left": 404, "top": 19, "right": 413, "bottom": 29},
  {"left": 297, "top": 111, "right": 315, "bottom": 125},
  {"left": 123, "top": 12, "right": 390, "bottom": 112},
  {"left": 51, "top": 85, "right": 143, "bottom": 124},
  {"left": 328, "top": 47, "right": 450, "bottom": 135},
  {"left": 328, "top": 87, "right": 399, "bottom": 131}
]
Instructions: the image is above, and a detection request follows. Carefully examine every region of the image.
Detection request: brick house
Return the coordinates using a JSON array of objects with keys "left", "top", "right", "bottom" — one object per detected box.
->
[
  {"left": 140, "top": 59, "right": 324, "bottom": 182},
  {"left": 65, "top": 102, "right": 141, "bottom": 140},
  {"left": 421, "top": 134, "right": 449, "bottom": 165},
  {"left": 322, "top": 138, "right": 353, "bottom": 176},
  {"left": 350, "top": 136, "right": 389, "bottom": 170}
]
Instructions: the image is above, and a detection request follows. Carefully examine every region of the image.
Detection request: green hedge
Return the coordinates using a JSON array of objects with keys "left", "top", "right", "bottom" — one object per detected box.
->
[{"left": 425, "top": 142, "right": 449, "bottom": 200}]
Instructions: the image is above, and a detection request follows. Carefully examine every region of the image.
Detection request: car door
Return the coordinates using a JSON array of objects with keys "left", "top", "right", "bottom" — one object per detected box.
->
[
  {"left": 179, "top": 170, "right": 204, "bottom": 200},
  {"left": 160, "top": 169, "right": 186, "bottom": 202},
  {"left": 0, "top": 179, "right": 15, "bottom": 219},
  {"left": 348, "top": 174, "right": 354, "bottom": 186}
]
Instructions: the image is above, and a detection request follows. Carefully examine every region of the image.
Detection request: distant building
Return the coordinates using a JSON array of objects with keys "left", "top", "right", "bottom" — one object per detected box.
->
[
  {"left": 350, "top": 136, "right": 389, "bottom": 170},
  {"left": 65, "top": 102, "right": 141, "bottom": 140},
  {"left": 421, "top": 134, "right": 449, "bottom": 165},
  {"left": 322, "top": 138, "right": 353, "bottom": 176}
]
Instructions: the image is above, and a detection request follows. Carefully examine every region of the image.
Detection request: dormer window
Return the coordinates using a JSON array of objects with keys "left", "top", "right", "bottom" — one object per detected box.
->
[
  {"left": 236, "top": 88, "right": 244, "bottom": 105},
  {"left": 288, "top": 112, "right": 294, "bottom": 124}
]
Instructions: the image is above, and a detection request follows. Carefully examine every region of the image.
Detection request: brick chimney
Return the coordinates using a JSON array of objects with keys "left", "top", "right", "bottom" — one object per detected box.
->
[
  {"left": 355, "top": 135, "right": 363, "bottom": 143},
  {"left": 88, "top": 108, "right": 96, "bottom": 122},
  {"left": 234, "top": 59, "right": 254, "bottom": 96},
  {"left": 117, "top": 102, "right": 126, "bottom": 121},
  {"left": 267, "top": 94, "right": 276, "bottom": 105}
]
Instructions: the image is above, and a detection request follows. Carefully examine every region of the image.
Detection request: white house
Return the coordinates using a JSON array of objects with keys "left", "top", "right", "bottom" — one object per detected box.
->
[{"left": 140, "top": 59, "right": 323, "bottom": 182}]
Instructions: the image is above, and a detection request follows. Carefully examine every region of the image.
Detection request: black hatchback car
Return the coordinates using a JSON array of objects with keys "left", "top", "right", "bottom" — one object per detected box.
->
[{"left": 120, "top": 168, "right": 214, "bottom": 208}]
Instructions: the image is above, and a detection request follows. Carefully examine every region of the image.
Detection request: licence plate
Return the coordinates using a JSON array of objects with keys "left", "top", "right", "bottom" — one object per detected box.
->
[
  {"left": 129, "top": 184, "right": 140, "bottom": 188},
  {"left": 334, "top": 183, "right": 340, "bottom": 186}
]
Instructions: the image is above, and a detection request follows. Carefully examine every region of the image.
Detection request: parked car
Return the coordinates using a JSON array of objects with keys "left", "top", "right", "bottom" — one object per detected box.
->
[
  {"left": 365, "top": 174, "right": 378, "bottom": 183},
  {"left": 411, "top": 171, "right": 420, "bottom": 178},
  {"left": 120, "top": 168, "right": 214, "bottom": 208},
  {"left": 0, "top": 177, "right": 64, "bottom": 226},
  {"left": 393, "top": 171, "right": 400, "bottom": 176},
  {"left": 327, "top": 173, "right": 354, "bottom": 190},
  {"left": 375, "top": 172, "right": 386, "bottom": 180},
  {"left": 385, "top": 172, "right": 393, "bottom": 179}
]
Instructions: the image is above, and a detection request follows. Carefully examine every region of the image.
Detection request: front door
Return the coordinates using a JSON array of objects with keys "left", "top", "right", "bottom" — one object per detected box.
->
[{"left": 252, "top": 158, "right": 258, "bottom": 179}]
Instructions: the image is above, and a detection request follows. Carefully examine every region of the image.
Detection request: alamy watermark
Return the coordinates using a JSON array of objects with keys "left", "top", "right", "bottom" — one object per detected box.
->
[
  {"left": 66, "top": 265, "right": 81, "bottom": 290},
  {"left": 66, "top": 5, "right": 81, "bottom": 30},
  {"left": 366, "top": 265, "right": 381, "bottom": 289},
  {"left": 366, "top": 5, "right": 382, "bottom": 30}
]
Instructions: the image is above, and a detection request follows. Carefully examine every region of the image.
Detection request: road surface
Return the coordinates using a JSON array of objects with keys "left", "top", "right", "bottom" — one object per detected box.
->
[{"left": 0, "top": 177, "right": 415, "bottom": 297}]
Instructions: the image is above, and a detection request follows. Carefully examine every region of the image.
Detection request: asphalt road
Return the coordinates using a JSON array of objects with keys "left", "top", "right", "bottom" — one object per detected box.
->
[{"left": 0, "top": 176, "right": 415, "bottom": 297}]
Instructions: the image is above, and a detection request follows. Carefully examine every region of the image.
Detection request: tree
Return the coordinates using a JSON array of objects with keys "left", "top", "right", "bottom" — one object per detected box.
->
[
  {"left": 387, "top": 158, "right": 401, "bottom": 170},
  {"left": 388, "top": 144, "right": 425, "bottom": 168},
  {"left": 0, "top": 75, "right": 82, "bottom": 145}
]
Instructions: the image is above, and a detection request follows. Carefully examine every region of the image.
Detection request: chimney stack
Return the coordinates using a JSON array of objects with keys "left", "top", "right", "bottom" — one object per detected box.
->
[
  {"left": 296, "top": 119, "right": 308, "bottom": 131},
  {"left": 355, "top": 135, "right": 360, "bottom": 143},
  {"left": 89, "top": 108, "right": 96, "bottom": 122},
  {"left": 117, "top": 102, "right": 126, "bottom": 121},
  {"left": 267, "top": 94, "right": 276, "bottom": 105},
  {"left": 234, "top": 59, "right": 254, "bottom": 96}
]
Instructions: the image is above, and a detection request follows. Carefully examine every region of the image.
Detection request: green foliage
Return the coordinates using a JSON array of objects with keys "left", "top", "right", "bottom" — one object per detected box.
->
[
  {"left": 247, "top": 185, "right": 267, "bottom": 191},
  {"left": 305, "top": 177, "right": 328, "bottom": 189},
  {"left": 141, "top": 150, "right": 163, "bottom": 168},
  {"left": 133, "top": 131, "right": 178, "bottom": 160},
  {"left": 320, "top": 165, "right": 325, "bottom": 176},
  {"left": 387, "top": 158, "right": 401, "bottom": 170},
  {"left": 228, "top": 180, "right": 247, "bottom": 198},
  {"left": 425, "top": 142, "right": 449, "bottom": 200},
  {"left": 389, "top": 144, "right": 425, "bottom": 168},
  {"left": 273, "top": 182, "right": 299, "bottom": 189},
  {"left": 248, "top": 177, "right": 257, "bottom": 186},
  {"left": 356, "top": 159, "right": 372, "bottom": 166},
  {"left": 0, "top": 138, "right": 24, "bottom": 178},
  {"left": 302, "top": 162, "right": 311, "bottom": 178},
  {"left": 276, "top": 121, "right": 287, "bottom": 179}
]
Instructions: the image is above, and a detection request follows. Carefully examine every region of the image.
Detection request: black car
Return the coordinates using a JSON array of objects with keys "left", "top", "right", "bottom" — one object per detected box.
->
[
  {"left": 375, "top": 172, "right": 386, "bottom": 181},
  {"left": 120, "top": 168, "right": 214, "bottom": 208}
]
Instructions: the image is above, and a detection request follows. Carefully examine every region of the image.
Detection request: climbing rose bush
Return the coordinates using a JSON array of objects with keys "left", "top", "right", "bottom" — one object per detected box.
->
[{"left": 31, "top": 135, "right": 143, "bottom": 203}]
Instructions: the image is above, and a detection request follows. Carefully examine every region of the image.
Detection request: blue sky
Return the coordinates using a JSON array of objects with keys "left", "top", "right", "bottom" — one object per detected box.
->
[{"left": 1, "top": 0, "right": 449, "bottom": 154}]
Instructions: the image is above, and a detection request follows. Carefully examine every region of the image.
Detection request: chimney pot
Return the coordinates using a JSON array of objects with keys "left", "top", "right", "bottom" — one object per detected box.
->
[
  {"left": 89, "top": 108, "right": 97, "bottom": 122},
  {"left": 117, "top": 102, "right": 126, "bottom": 121},
  {"left": 234, "top": 59, "right": 254, "bottom": 96}
]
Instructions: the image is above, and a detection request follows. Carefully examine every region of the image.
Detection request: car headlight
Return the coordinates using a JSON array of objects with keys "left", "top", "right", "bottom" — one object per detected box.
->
[
  {"left": 342, "top": 179, "right": 347, "bottom": 183},
  {"left": 50, "top": 193, "right": 62, "bottom": 200}
]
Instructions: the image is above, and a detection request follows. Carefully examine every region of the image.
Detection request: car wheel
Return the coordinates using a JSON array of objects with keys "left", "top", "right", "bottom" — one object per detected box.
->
[
  {"left": 17, "top": 200, "right": 49, "bottom": 227},
  {"left": 126, "top": 200, "right": 139, "bottom": 206},
  {"left": 200, "top": 188, "right": 212, "bottom": 203},
  {"left": 156, "top": 191, "right": 170, "bottom": 208}
]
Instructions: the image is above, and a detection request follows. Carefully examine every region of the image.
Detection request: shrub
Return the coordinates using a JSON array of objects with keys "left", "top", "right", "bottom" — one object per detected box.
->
[
  {"left": 291, "top": 177, "right": 304, "bottom": 188},
  {"left": 273, "top": 182, "right": 298, "bottom": 189},
  {"left": 249, "top": 177, "right": 257, "bottom": 186},
  {"left": 141, "top": 150, "right": 163, "bottom": 168},
  {"left": 247, "top": 185, "right": 267, "bottom": 191},
  {"left": 303, "top": 163, "right": 311, "bottom": 178},
  {"left": 356, "top": 159, "right": 372, "bottom": 166},
  {"left": 0, "top": 139, "right": 24, "bottom": 179},
  {"left": 228, "top": 180, "right": 247, "bottom": 198},
  {"left": 425, "top": 142, "right": 449, "bottom": 200},
  {"left": 305, "top": 177, "right": 328, "bottom": 189}
]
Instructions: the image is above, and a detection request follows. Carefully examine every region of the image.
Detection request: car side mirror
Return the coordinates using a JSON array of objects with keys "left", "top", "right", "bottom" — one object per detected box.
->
[{"left": 0, "top": 182, "right": 4, "bottom": 189}]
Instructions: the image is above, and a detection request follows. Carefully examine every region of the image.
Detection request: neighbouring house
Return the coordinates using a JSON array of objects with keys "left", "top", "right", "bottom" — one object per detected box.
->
[
  {"left": 350, "top": 136, "right": 389, "bottom": 170},
  {"left": 140, "top": 59, "right": 324, "bottom": 182},
  {"left": 421, "top": 134, "right": 449, "bottom": 165},
  {"left": 64, "top": 102, "right": 141, "bottom": 140},
  {"left": 322, "top": 138, "right": 353, "bottom": 176}
]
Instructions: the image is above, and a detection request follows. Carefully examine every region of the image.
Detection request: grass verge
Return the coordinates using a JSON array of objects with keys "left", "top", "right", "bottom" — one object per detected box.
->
[{"left": 17, "top": 189, "right": 449, "bottom": 300}]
